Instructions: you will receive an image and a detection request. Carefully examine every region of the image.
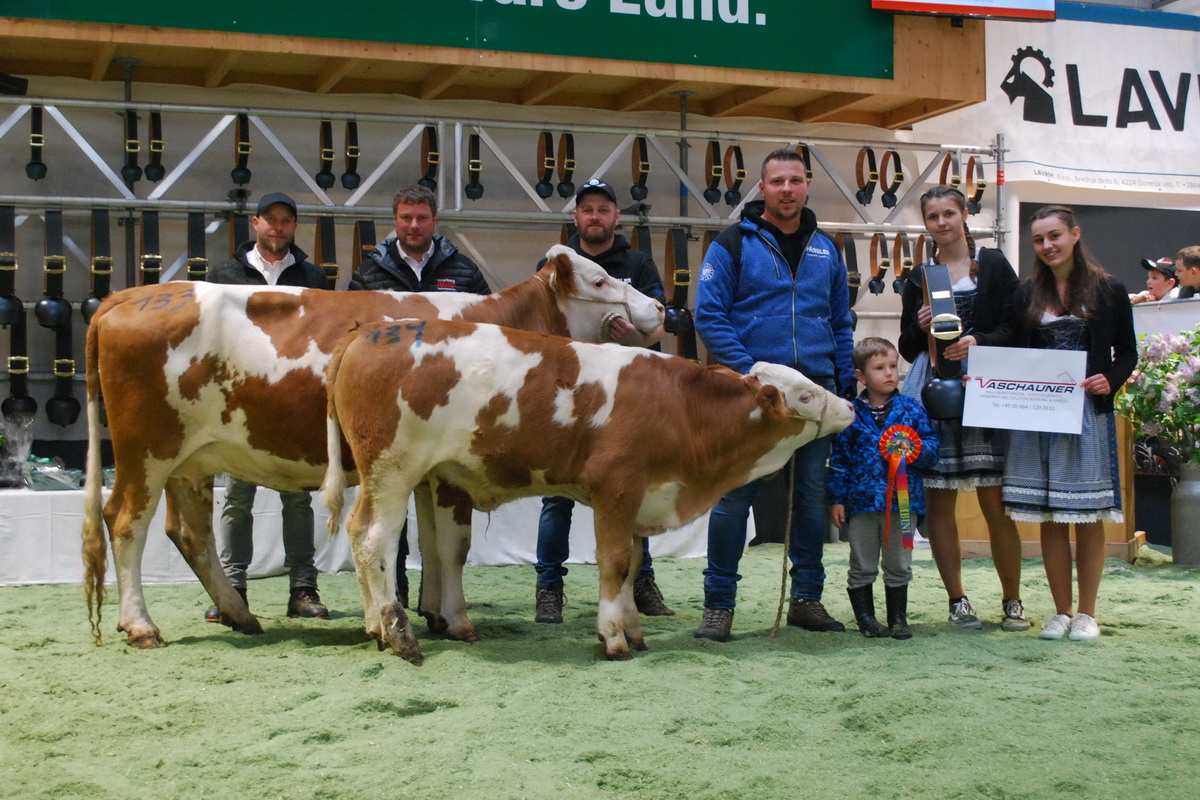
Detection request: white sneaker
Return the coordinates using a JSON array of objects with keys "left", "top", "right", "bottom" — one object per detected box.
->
[
  {"left": 1039, "top": 613, "right": 1071, "bottom": 640},
  {"left": 1068, "top": 613, "right": 1101, "bottom": 641}
]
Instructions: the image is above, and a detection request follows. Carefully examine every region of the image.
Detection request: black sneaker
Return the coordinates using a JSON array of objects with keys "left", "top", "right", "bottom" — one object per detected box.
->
[
  {"left": 693, "top": 607, "right": 734, "bottom": 642},
  {"left": 633, "top": 576, "right": 675, "bottom": 616},
  {"left": 535, "top": 586, "right": 564, "bottom": 624},
  {"left": 286, "top": 588, "right": 329, "bottom": 619},
  {"left": 786, "top": 598, "right": 846, "bottom": 632},
  {"left": 205, "top": 586, "right": 247, "bottom": 623}
]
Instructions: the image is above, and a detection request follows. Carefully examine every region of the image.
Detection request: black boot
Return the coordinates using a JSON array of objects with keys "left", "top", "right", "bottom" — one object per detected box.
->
[
  {"left": 885, "top": 584, "right": 912, "bottom": 640},
  {"left": 847, "top": 585, "right": 890, "bottom": 638}
]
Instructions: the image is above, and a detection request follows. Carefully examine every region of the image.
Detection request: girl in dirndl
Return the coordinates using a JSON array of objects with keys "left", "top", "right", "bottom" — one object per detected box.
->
[
  {"left": 1004, "top": 205, "right": 1136, "bottom": 641},
  {"left": 899, "top": 185, "right": 1027, "bottom": 631}
]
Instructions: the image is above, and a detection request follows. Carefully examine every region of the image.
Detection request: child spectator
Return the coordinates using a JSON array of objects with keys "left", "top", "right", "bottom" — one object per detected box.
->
[
  {"left": 1129, "top": 257, "right": 1179, "bottom": 304},
  {"left": 828, "top": 337, "right": 939, "bottom": 639}
]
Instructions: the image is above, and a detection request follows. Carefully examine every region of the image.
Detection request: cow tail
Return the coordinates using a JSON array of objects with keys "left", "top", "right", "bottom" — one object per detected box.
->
[
  {"left": 320, "top": 336, "right": 351, "bottom": 538},
  {"left": 82, "top": 317, "right": 107, "bottom": 645}
]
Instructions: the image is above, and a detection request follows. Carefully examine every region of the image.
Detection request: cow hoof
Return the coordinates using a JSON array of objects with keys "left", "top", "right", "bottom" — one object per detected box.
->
[
  {"left": 630, "top": 637, "right": 648, "bottom": 652},
  {"left": 446, "top": 627, "right": 479, "bottom": 644},
  {"left": 421, "top": 612, "right": 448, "bottom": 636},
  {"left": 383, "top": 604, "right": 424, "bottom": 665},
  {"left": 125, "top": 631, "right": 165, "bottom": 649},
  {"left": 605, "top": 646, "right": 633, "bottom": 661},
  {"left": 229, "top": 617, "right": 265, "bottom": 636}
]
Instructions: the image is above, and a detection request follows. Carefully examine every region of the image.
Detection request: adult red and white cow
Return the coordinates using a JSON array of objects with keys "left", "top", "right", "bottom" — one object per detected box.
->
[
  {"left": 82, "top": 245, "right": 664, "bottom": 649},
  {"left": 321, "top": 319, "right": 854, "bottom": 663}
]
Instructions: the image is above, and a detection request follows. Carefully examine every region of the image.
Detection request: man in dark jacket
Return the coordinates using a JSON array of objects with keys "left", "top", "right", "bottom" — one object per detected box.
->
[
  {"left": 204, "top": 192, "right": 330, "bottom": 622},
  {"left": 347, "top": 184, "right": 491, "bottom": 606},
  {"left": 533, "top": 178, "right": 673, "bottom": 625}
]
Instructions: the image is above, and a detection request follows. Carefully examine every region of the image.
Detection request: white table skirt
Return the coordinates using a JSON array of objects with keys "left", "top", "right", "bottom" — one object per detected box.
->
[{"left": 0, "top": 487, "right": 743, "bottom": 586}]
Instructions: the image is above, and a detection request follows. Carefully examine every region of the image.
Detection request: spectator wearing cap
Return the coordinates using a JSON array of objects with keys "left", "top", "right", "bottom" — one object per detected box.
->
[
  {"left": 1129, "top": 257, "right": 1180, "bottom": 304},
  {"left": 203, "top": 192, "right": 331, "bottom": 622},
  {"left": 532, "top": 178, "right": 673, "bottom": 625},
  {"left": 1174, "top": 246, "right": 1200, "bottom": 299}
]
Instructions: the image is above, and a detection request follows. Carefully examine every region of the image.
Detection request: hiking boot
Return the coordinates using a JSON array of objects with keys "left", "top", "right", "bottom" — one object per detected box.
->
[
  {"left": 1068, "top": 612, "right": 1101, "bottom": 641},
  {"left": 693, "top": 607, "right": 734, "bottom": 642},
  {"left": 1039, "top": 613, "right": 1071, "bottom": 640},
  {"left": 948, "top": 597, "right": 983, "bottom": 629},
  {"left": 787, "top": 598, "right": 846, "bottom": 632},
  {"left": 286, "top": 587, "right": 329, "bottom": 619},
  {"left": 847, "top": 585, "right": 890, "bottom": 638},
  {"left": 885, "top": 584, "right": 912, "bottom": 640},
  {"left": 1001, "top": 598, "right": 1031, "bottom": 632},
  {"left": 633, "top": 576, "right": 675, "bottom": 616},
  {"left": 204, "top": 586, "right": 247, "bottom": 623},
  {"left": 535, "top": 586, "right": 564, "bottom": 624}
]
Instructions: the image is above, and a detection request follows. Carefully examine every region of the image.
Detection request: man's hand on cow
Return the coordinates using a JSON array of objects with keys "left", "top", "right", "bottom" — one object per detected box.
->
[{"left": 607, "top": 316, "right": 663, "bottom": 347}]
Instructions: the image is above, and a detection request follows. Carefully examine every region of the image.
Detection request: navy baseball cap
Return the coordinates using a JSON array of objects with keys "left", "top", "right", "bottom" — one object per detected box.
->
[
  {"left": 256, "top": 192, "right": 298, "bottom": 216},
  {"left": 1141, "top": 257, "right": 1177, "bottom": 281},
  {"left": 575, "top": 179, "right": 618, "bottom": 204}
]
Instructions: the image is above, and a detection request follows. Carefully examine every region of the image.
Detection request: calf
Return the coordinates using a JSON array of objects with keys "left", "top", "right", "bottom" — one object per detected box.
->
[
  {"left": 322, "top": 319, "right": 853, "bottom": 662},
  {"left": 82, "top": 246, "right": 664, "bottom": 649}
]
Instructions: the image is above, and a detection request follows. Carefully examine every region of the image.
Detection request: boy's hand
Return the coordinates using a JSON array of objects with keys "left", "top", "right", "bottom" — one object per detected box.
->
[{"left": 831, "top": 504, "right": 847, "bottom": 529}]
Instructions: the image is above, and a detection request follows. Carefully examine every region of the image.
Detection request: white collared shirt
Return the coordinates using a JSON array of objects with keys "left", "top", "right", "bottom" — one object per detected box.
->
[
  {"left": 245, "top": 245, "right": 296, "bottom": 285},
  {"left": 398, "top": 240, "right": 435, "bottom": 281}
]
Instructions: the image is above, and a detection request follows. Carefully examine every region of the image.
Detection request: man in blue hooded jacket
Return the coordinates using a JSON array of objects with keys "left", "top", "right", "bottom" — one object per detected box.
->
[{"left": 692, "top": 148, "right": 855, "bottom": 641}]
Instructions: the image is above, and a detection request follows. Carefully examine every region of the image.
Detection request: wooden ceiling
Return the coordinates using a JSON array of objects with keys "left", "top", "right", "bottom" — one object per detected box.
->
[{"left": 0, "top": 15, "right": 985, "bottom": 130}]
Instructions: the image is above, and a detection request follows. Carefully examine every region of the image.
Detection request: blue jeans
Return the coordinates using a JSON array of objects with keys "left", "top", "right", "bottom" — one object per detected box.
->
[
  {"left": 535, "top": 496, "right": 654, "bottom": 589},
  {"left": 219, "top": 476, "right": 317, "bottom": 590},
  {"left": 702, "top": 434, "right": 833, "bottom": 609}
]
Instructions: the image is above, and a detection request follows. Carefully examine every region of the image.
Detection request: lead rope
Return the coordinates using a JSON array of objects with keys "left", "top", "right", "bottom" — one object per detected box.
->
[{"left": 769, "top": 452, "right": 798, "bottom": 638}]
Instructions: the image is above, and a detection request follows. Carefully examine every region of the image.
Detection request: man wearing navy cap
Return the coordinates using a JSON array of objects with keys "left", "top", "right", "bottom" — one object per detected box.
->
[
  {"left": 204, "top": 192, "right": 331, "bottom": 622},
  {"left": 532, "top": 178, "right": 673, "bottom": 624}
]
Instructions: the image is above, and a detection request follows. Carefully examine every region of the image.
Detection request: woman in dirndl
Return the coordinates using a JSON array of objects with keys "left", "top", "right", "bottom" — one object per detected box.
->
[
  {"left": 899, "top": 185, "right": 1027, "bottom": 631},
  {"left": 1004, "top": 205, "right": 1136, "bottom": 641}
]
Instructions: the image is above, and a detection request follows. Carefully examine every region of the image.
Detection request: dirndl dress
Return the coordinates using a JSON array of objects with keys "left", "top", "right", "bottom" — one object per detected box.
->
[
  {"left": 900, "top": 277, "right": 1006, "bottom": 491},
  {"left": 1001, "top": 314, "right": 1123, "bottom": 524}
]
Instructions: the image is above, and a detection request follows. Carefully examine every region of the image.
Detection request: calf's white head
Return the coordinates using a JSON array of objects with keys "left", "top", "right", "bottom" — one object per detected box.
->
[
  {"left": 749, "top": 362, "right": 855, "bottom": 439},
  {"left": 539, "top": 244, "right": 664, "bottom": 343}
]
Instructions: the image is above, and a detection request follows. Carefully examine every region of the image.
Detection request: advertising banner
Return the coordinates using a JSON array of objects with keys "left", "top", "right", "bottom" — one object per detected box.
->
[
  {"left": 871, "top": 1, "right": 1054, "bottom": 21},
  {"left": 963, "top": 346, "right": 1086, "bottom": 435}
]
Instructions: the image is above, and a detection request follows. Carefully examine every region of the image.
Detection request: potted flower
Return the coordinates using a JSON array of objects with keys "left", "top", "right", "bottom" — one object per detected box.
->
[{"left": 1115, "top": 323, "right": 1200, "bottom": 563}]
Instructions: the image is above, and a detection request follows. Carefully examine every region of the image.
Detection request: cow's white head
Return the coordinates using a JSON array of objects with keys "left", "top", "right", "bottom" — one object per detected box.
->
[
  {"left": 749, "top": 362, "right": 855, "bottom": 440},
  {"left": 538, "top": 245, "right": 664, "bottom": 343}
]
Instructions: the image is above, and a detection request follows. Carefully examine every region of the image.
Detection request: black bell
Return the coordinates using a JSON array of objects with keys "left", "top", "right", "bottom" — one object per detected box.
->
[
  {"left": 464, "top": 181, "right": 484, "bottom": 201},
  {"left": 45, "top": 395, "right": 81, "bottom": 427},
  {"left": 556, "top": 180, "right": 575, "bottom": 199},
  {"left": 144, "top": 162, "right": 166, "bottom": 182},
  {"left": 341, "top": 171, "right": 361, "bottom": 190},
  {"left": 121, "top": 163, "right": 142, "bottom": 185},
  {"left": 630, "top": 184, "right": 648, "bottom": 202},
  {"left": 1, "top": 394, "right": 37, "bottom": 418},
  {"left": 855, "top": 187, "right": 871, "bottom": 205},
  {"left": 868, "top": 276, "right": 885, "bottom": 294},
  {"left": 893, "top": 277, "right": 907, "bottom": 294},
  {"left": 724, "top": 189, "right": 741, "bottom": 207},
  {"left": 314, "top": 170, "right": 335, "bottom": 190},
  {"left": 921, "top": 377, "right": 966, "bottom": 420},
  {"left": 417, "top": 177, "right": 437, "bottom": 191},
  {"left": 535, "top": 180, "right": 553, "bottom": 199},
  {"left": 26, "top": 160, "right": 47, "bottom": 181},
  {"left": 81, "top": 295, "right": 104, "bottom": 323},
  {"left": 881, "top": 192, "right": 897, "bottom": 209},
  {"left": 34, "top": 296, "right": 72, "bottom": 328},
  {"left": 0, "top": 295, "right": 22, "bottom": 326},
  {"left": 230, "top": 165, "right": 252, "bottom": 185},
  {"left": 703, "top": 187, "right": 721, "bottom": 205},
  {"left": 967, "top": 199, "right": 982, "bottom": 215},
  {"left": 663, "top": 306, "right": 693, "bottom": 335}
]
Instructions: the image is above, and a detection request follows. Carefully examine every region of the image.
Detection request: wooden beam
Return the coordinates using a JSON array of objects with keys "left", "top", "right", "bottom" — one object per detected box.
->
[
  {"left": 313, "top": 58, "right": 355, "bottom": 94},
  {"left": 419, "top": 65, "right": 467, "bottom": 100},
  {"left": 204, "top": 51, "right": 241, "bottom": 89},
  {"left": 882, "top": 98, "right": 978, "bottom": 129},
  {"left": 708, "top": 86, "right": 782, "bottom": 118},
  {"left": 794, "top": 92, "right": 871, "bottom": 124},
  {"left": 90, "top": 43, "right": 117, "bottom": 82},
  {"left": 615, "top": 79, "right": 688, "bottom": 112},
  {"left": 519, "top": 72, "right": 574, "bottom": 106}
]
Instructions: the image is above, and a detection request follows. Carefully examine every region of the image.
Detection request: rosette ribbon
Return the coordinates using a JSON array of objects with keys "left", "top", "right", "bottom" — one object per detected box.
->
[{"left": 879, "top": 425, "right": 922, "bottom": 549}]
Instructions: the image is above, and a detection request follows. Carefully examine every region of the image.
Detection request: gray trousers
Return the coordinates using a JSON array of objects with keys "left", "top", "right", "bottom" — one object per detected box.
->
[
  {"left": 846, "top": 511, "right": 912, "bottom": 590},
  {"left": 219, "top": 476, "right": 317, "bottom": 590}
]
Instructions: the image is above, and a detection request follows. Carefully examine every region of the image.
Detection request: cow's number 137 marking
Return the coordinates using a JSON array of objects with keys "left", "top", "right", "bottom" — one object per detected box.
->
[
  {"left": 367, "top": 320, "right": 427, "bottom": 347},
  {"left": 131, "top": 287, "right": 196, "bottom": 313}
]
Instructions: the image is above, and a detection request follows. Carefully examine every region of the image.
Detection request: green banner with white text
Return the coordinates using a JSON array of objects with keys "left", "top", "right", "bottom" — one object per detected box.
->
[{"left": 3, "top": 0, "right": 894, "bottom": 78}]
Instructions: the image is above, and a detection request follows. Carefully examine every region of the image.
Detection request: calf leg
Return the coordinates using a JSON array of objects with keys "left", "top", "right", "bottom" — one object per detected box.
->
[
  {"left": 419, "top": 480, "right": 476, "bottom": 642},
  {"left": 164, "top": 478, "right": 261, "bottom": 636},
  {"left": 594, "top": 518, "right": 646, "bottom": 660},
  {"left": 105, "top": 476, "right": 166, "bottom": 648}
]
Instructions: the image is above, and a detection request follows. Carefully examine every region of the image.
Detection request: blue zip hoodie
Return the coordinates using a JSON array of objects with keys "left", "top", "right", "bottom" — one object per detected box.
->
[{"left": 694, "top": 202, "right": 855, "bottom": 393}]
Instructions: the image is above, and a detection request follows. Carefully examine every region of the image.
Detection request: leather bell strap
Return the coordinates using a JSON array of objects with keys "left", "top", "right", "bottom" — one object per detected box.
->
[
  {"left": 855, "top": 147, "right": 878, "bottom": 205},
  {"left": 938, "top": 153, "right": 962, "bottom": 189},
  {"left": 556, "top": 132, "right": 575, "bottom": 198},
  {"left": 966, "top": 157, "right": 986, "bottom": 215},
  {"left": 51, "top": 309, "right": 79, "bottom": 421},
  {"left": 913, "top": 233, "right": 932, "bottom": 268},
  {"left": 88, "top": 209, "right": 113, "bottom": 307},
  {"left": 140, "top": 210, "right": 162, "bottom": 285},
  {"left": 315, "top": 120, "right": 335, "bottom": 189},
  {"left": 186, "top": 211, "right": 208, "bottom": 281},
  {"left": 559, "top": 222, "right": 574, "bottom": 245},
  {"left": 891, "top": 233, "right": 913, "bottom": 293},
  {"left": 341, "top": 120, "right": 361, "bottom": 189},
  {"left": 0, "top": 205, "right": 16, "bottom": 297},
  {"left": 630, "top": 135, "right": 650, "bottom": 201},
  {"left": 42, "top": 209, "right": 66, "bottom": 301},
  {"left": 465, "top": 132, "right": 484, "bottom": 200},
  {"left": 835, "top": 233, "right": 860, "bottom": 307},
  {"left": 879, "top": 150, "right": 903, "bottom": 208},
  {"left": 316, "top": 216, "right": 339, "bottom": 289},
  {"left": 353, "top": 219, "right": 376, "bottom": 271},
  {"left": 122, "top": 109, "right": 142, "bottom": 184},
  {"left": 419, "top": 125, "right": 439, "bottom": 191},
  {"left": 229, "top": 213, "right": 250, "bottom": 254},
  {"left": 798, "top": 143, "right": 813, "bottom": 181},
  {"left": 144, "top": 111, "right": 165, "bottom": 182},
  {"left": 27, "top": 105, "right": 46, "bottom": 180},
  {"left": 666, "top": 227, "right": 697, "bottom": 361},
  {"left": 0, "top": 204, "right": 33, "bottom": 409},
  {"left": 923, "top": 262, "right": 963, "bottom": 380},
  {"left": 867, "top": 232, "right": 890, "bottom": 294},
  {"left": 231, "top": 113, "right": 252, "bottom": 185},
  {"left": 533, "top": 130, "right": 555, "bottom": 198},
  {"left": 630, "top": 225, "right": 653, "bottom": 261},
  {"left": 723, "top": 144, "right": 745, "bottom": 206},
  {"left": 703, "top": 140, "right": 723, "bottom": 204}
]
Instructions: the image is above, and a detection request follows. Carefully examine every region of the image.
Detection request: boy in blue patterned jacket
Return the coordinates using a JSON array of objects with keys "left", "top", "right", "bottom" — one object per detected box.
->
[{"left": 828, "top": 337, "right": 939, "bottom": 639}]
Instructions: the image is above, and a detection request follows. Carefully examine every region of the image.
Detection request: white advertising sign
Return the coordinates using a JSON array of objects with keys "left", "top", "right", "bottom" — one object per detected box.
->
[{"left": 963, "top": 346, "right": 1087, "bottom": 435}]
